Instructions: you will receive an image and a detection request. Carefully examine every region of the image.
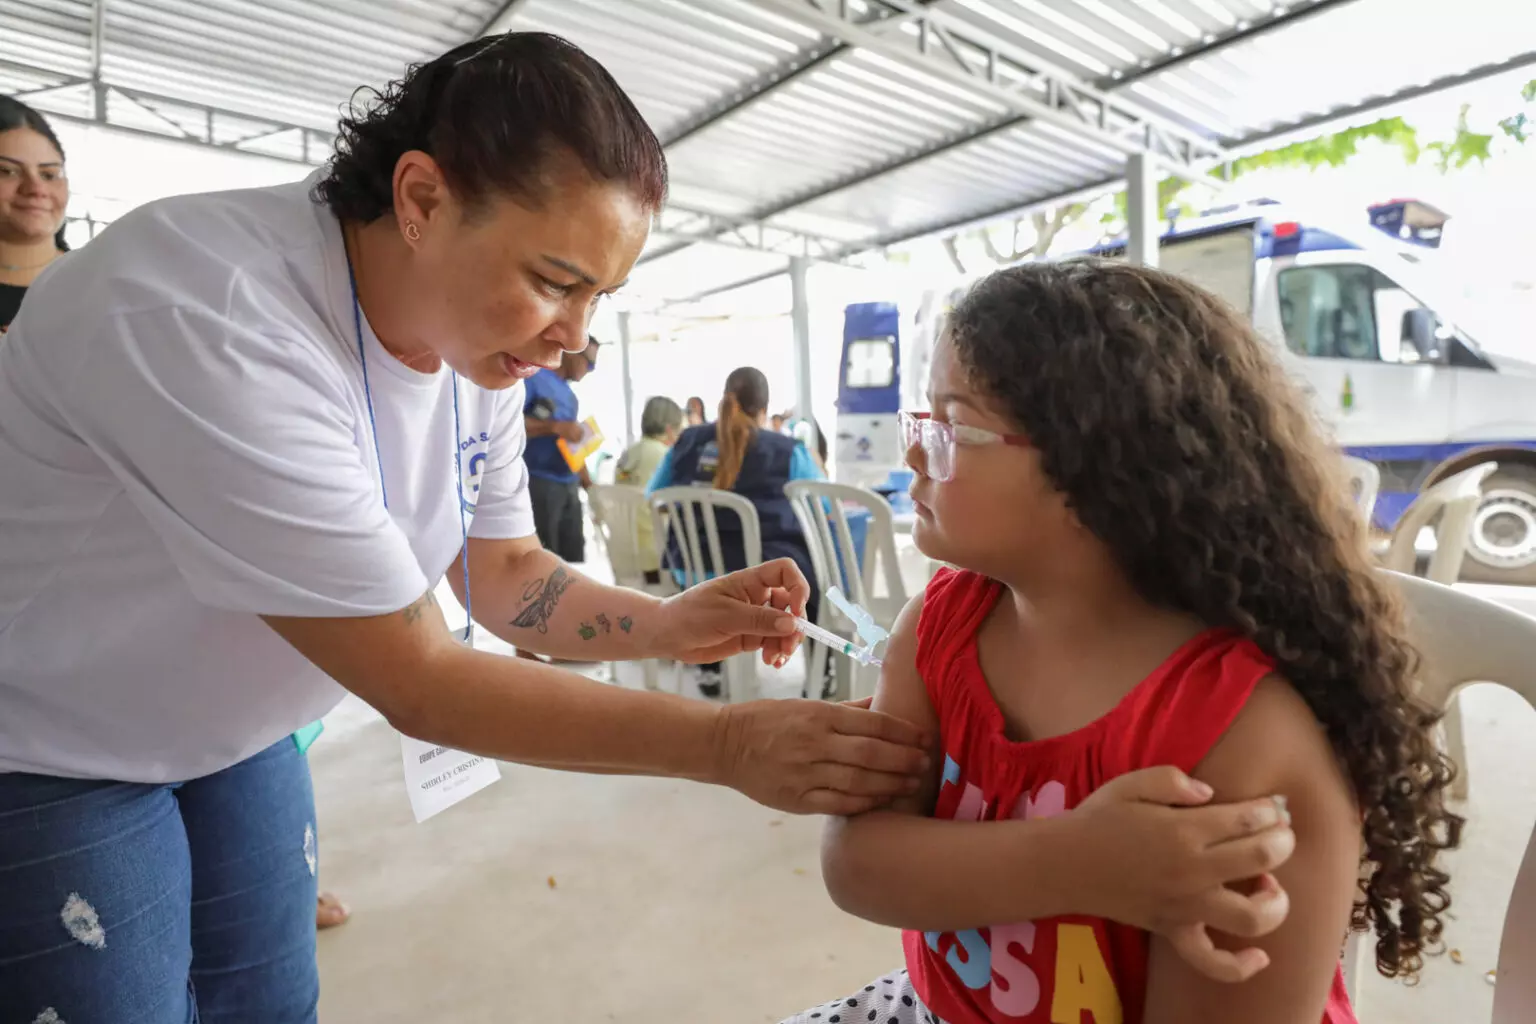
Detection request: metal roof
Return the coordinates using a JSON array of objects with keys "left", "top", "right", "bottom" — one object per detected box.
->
[{"left": 4, "top": 0, "right": 1534, "bottom": 303}]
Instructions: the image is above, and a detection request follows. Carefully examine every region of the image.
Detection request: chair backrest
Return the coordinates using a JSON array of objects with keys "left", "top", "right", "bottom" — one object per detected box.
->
[
  {"left": 1382, "top": 463, "right": 1496, "bottom": 583},
  {"left": 1341, "top": 455, "right": 1381, "bottom": 522},
  {"left": 1389, "top": 571, "right": 1536, "bottom": 1023},
  {"left": 649, "top": 486, "right": 763, "bottom": 589},
  {"left": 587, "top": 484, "right": 653, "bottom": 589},
  {"left": 784, "top": 480, "right": 908, "bottom": 623}
]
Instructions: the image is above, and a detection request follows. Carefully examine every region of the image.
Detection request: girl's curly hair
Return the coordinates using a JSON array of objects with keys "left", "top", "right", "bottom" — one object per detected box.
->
[{"left": 948, "top": 259, "right": 1462, "bottom": 979}]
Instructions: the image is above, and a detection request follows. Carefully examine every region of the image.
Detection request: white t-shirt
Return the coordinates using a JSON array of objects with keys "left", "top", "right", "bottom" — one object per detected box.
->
[{"left": 0, "top": 175, "right": 535, "bottom": 782}]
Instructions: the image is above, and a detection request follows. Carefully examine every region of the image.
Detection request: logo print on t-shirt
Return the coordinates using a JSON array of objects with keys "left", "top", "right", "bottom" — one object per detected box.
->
[
  {"left": 924, "top": 759, "right": 1125, "bottom": 1023},
  {"left": 459, "top": 431, "right": 490, "bottom": 514}
]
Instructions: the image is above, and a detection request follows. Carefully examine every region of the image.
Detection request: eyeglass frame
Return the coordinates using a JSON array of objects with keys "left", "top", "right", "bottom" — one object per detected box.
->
[{"left": 898, "top": 410, "right": 1030, "bottom": 482}]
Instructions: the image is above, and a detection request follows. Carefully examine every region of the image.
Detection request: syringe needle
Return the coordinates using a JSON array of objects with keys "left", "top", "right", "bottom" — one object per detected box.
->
[{"left": 793, "top": 616, "right": 882, "bottom": 668}]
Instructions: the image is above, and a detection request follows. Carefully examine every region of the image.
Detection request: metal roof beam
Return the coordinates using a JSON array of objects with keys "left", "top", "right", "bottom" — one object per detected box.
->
[
  {"left": 661, "top": 0, "right": 939, "bottom": 148},
  {"left": 835, "top": 47, "right": 1536, "bottom": 257},
  {"left": 473, "top": 0, "right": 535, "bottom": 39},
  {"left": 90, "top": 0, "right": 108, "bottom": 121},
  {"left": 1220, "top": 48, "right": 1536, "bottom": 154},
  {"left": 637, "top": 0, "right": 1351, "bottom": 268},
  {"left": 651, "top": 206, "right": 856, "bottom": 263},
  {"left": 1111, "top": 0, "right": 1352, "bottom": 86},
  {"left": 757, "top": 0, "right": 1226, "bottom": 167},
  {"left": 662, "top": 41, "right": 845, "bottom": 148}
]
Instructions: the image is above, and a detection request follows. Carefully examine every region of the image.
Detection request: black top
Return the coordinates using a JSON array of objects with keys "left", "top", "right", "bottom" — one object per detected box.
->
[
  {"left": 663, "top": 423, "right": 821, "bottom": 619},
  {"left": 0, "top": 283, "right": 24, "bottom": 334}
]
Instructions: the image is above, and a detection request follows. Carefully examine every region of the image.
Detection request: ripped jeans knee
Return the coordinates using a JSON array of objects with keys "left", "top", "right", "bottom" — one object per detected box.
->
[{"left": 0, "top": 739, "right": 319, "bottom": 1023}]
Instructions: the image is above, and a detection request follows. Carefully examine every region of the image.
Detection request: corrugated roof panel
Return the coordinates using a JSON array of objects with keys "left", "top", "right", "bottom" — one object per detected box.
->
[
  {"left": 1134, "top": 0, "right": 1536, "bottom": 141},
  {"left": 2, "top": 0, "right": 94, "bottom": 78},
  {"left": 664, "top": 42, "right": 1011, "bottom": 212},
  {"left": 784, "top": 117, "right": 1123, "bottom": 244},
  {"left": 627, "top": 236, "right": 789, "bottom": 300},
  {"left": 511, "top": 0, "right": 820, "bottom": 139},
  {"left": 5, "top": 0, "right": 1533, "bottom": 304}
]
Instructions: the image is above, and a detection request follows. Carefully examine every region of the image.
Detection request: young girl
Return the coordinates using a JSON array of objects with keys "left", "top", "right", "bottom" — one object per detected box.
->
[{"left": 784, "top": 261, "right": 1460, "bottom": 1024}]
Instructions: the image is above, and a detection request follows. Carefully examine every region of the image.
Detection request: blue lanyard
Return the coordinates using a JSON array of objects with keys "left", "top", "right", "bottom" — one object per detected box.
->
[{"left": 345, "top": 249, "right": 474, "bottom": 645}]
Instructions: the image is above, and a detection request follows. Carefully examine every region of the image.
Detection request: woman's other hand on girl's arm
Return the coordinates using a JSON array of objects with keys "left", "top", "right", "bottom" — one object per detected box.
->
[
  {"left": 1142, "top": 675, "right": 1363, "bottom": 1023},
  {"left": 819, "top": 596, "right": 1297, "bottom": 983}
]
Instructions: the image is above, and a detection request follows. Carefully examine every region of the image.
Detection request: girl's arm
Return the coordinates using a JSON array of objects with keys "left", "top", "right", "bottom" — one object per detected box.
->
[
  {"left": 822, "top": 594, "right": 1300, "bottom": 979},
  {"left": 1142, "top": 676, "right": 1363, "bottom": 1023}
]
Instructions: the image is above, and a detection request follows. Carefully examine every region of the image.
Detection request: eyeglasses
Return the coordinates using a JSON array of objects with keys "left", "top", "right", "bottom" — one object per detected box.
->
[{"left": 898, "top": 410, "right": 1030, "bottom": 483}]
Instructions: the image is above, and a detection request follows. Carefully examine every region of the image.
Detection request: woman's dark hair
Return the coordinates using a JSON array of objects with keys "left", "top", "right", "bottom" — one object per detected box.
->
[
  {"left": 714, "top": 367, "right": 770, "bottom": 490},
  {"left": 948, "top": 260, "right": 1460, "bottom": 981},
  {"left": 315, "top": 31, "right": 667, "bottom": 222},
  {"left": 0, "top": 96, "right": 69, "bottom": 252}
]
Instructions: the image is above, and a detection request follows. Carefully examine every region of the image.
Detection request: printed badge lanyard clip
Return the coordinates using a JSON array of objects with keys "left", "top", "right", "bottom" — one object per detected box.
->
[{"left": 346, "top": 253, "right": 474, "bottom": 647}]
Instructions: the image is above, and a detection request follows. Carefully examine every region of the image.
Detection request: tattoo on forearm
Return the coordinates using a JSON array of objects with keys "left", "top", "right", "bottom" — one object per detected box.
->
[
  {"left": 509, "top": 568, "right": 572, "bottom": 634},
  {"left": 401, "top": 591, "right": 438, "bottom": 625},
  {"left": 595, "top": 613, "right": 611, "bottom": 634},
  {"left": 619, "top": 616, "right": 633, "bottom": 633},
  {"left": 578, "top": 622, "right": 597, "bottom": 641}
]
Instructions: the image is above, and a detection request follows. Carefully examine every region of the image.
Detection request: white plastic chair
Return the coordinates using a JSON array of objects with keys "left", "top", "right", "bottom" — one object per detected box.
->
[
  {"left": 1380, "top": 463, "right": 1496, "bottom": 799},
  {"left": 785, "top": 481, "right": 908, "bottom": 701},
  {"left": 649, "top": 486, "right": 763, "bottom": 703},
  {"left": 588, "top": 484, "right": 672, "bottom": 691},
  {"left": 1342, "top": 572, "right": 1536, "bottom": 1023},
  {"left": 588, "top": 485, "right": 660, "bottom": 589},
  {"left": 1342, "top": 455, "right": 1381, "bottom": 523}
]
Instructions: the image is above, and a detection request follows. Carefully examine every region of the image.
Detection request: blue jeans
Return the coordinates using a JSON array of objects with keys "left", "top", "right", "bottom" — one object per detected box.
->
[{"left": 0, "top": 739, "right": 320, "bottom": 1022}]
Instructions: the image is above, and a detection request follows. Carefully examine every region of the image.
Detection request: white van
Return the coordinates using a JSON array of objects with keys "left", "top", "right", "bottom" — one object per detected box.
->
[{"left": 835, "top": 201, "right": 1536, "bottom": 584}]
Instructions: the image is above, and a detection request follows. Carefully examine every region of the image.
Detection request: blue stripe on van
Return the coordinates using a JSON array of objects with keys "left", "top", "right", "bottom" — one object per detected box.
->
[{"left": 1343, "top": 440, "right": 1536, "bottom": 530}]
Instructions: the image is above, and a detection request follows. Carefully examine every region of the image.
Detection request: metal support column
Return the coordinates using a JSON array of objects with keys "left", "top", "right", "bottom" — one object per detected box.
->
[
  {"left": 789, "top": 257, "right": 815, "bottom": 449},
  {"left": 616, "top": 311, "right": 636, "bottom": 449},
  {"left": 90, "top": 0, "right": 108, "bottom": 122},
  {"left": 1126, "top": 151, "right": 1159, "bottom": 269}
]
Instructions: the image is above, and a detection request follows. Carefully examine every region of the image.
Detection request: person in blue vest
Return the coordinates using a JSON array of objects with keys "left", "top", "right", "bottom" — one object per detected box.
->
[
  {"left": 523, "top": 336, "right": 598, "bottom": 563},
  {"left": 649, "top": 367, "right": 825, "bottom": 696}
]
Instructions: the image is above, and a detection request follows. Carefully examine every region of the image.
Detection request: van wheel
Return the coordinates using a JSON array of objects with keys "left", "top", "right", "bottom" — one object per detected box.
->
[{"left": 1460, "top": 465, "right": 1536, "bottom": 585}]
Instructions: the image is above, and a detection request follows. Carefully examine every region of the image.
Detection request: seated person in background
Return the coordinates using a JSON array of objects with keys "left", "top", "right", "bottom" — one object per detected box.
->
[
  {"left": 683, "top": 395, "right": 707, "bottom": 427},
  {"left": 784, "top": 260, "right": 1459, "bottom": 1024},
  {"left": 615, "top": 396, "right": 683, "bottom": 585},
  {"left": 790, "top": 415, "right": 828, "bottom": 474},
  {"left": 649, "top": 367, "right": 825, "bottom": 697}
]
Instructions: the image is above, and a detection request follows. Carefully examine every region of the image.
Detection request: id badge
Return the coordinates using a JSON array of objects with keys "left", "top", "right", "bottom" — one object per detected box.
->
[{"left": 398, "top": 624, "right": 498, "bottom": 823}]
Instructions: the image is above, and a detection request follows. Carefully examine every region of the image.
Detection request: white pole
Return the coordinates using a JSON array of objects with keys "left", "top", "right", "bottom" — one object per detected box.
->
[
  {"left": 617, "top": 310, "right": 636, "bottom": 448},
  {"left": 790, "top": 256, "right": 816, "bottom": 451},
  {"left": 1126, "top": 151, "right": 1159, "bottom": 269}
]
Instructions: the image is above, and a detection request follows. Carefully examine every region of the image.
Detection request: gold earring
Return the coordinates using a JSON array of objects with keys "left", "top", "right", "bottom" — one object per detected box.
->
[{"left": 404, "top": 221, "right": 421, "bottom": 242}]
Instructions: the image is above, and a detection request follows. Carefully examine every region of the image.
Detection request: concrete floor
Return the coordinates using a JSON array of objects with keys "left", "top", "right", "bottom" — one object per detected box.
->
[{"left": 312, "top": 582, "right": 1536, "bottom": 1024}]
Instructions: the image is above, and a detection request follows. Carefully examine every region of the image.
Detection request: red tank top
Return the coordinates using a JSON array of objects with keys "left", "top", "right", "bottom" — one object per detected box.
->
[{"left": 903, "top": 569, "right": 1356, "bottom": 1024}]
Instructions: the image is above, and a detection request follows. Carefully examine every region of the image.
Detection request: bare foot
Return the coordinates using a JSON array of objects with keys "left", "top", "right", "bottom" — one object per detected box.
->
[{"left": 317, "top": 891, "right": 350, "bottom": 930}]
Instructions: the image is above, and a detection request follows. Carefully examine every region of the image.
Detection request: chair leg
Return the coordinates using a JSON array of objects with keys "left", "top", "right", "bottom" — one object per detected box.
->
[
  {"left": 851, "top": 662, "right": 879, "bottom": 702},
  {"left": 809, "top": 644, "right": 831, "bottom": 701},
  {"left": 724, "top": 653, "right": 758, "bottom": 703},
  {"left": 1443, "top": 694, "right": 1469, "bottom": 801}
]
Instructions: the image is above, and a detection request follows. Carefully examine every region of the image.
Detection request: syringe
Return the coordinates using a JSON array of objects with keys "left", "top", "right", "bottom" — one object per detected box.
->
[{"left": 793, "top": 615, "right": 883, "bottom": 668}]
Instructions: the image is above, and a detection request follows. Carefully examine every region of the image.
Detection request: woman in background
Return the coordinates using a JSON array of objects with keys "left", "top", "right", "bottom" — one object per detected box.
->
[
  {"left": 0, "top": 97, "right": 69, "bottom": 334},
  {"left": 615, "top": 395, "right": 683, "bottom": 584},
  {"left": 650, "top": 368, "right": 824, "bottom": 696},
  {"left": 684, "top": 395, "right": 707, "bottom": 427}
]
